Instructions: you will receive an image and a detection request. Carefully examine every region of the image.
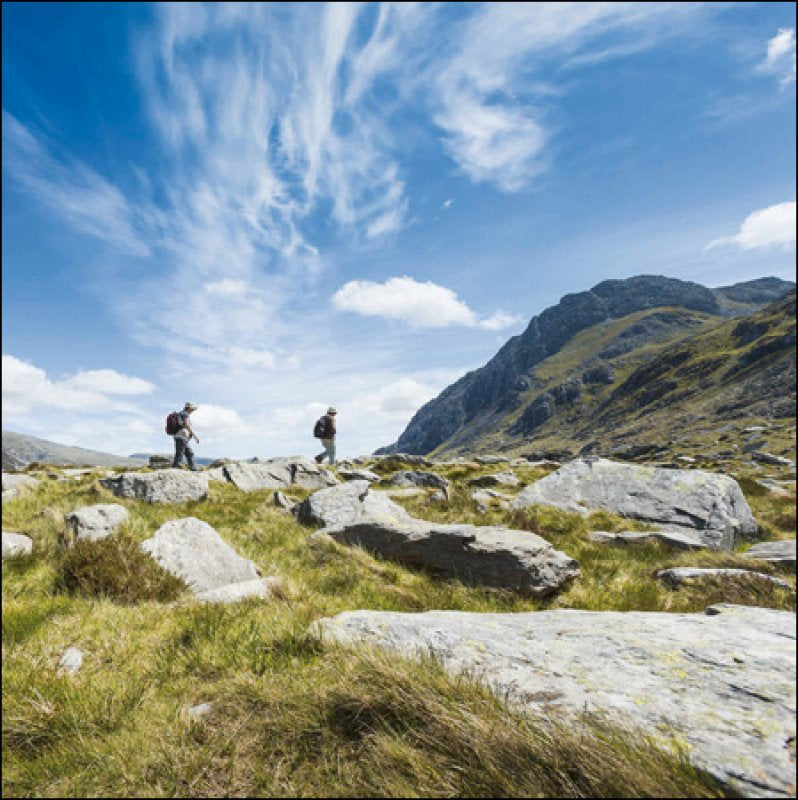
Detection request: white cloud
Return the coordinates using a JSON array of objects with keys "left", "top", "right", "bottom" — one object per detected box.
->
[
  {"left": 2, "top": 355, "right": 154, "bottom": 415},
  {"left": 332, "top": 276, "right": 477, "bottom": 328},
  {"left": 706, "top": 201, "right": 796, "bottom": 251},
  {"left": 204, "top": 279, "right": 249, "bottom": 296},
  {"left": 442, "top": 199, "right": 454, "bottom": 209},
  {"left": 479, "top": 311, "right": 524, "bottom": 331},
  {"left": 758, "top": 28, "right": 796, "bottom": 86},
  {"left": 190, "top": 404, "right": 244, "bottom": 442},
  {"left": 349, "top": 378, "right": 439, "bottom": 421}
]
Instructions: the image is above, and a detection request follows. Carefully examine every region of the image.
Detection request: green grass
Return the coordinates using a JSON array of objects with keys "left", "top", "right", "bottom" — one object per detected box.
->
[{"left": 3, "top": 459, "right": 794, "bottom": 797}]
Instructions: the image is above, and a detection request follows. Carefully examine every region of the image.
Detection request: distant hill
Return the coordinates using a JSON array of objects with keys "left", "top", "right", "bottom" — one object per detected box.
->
[
  {"left": 2, "top": 431, "right": 148, "bottom": 471},
  {"left": 128, "top": 452, "right": 219, "bottom": 466},
  {"left": 377, "top": 275, "right": 796, "bottom": 461}
]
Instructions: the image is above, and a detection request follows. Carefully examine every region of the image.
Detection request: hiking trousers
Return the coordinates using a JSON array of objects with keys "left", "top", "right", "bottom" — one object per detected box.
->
[
  {"left": 173, "top": 437, "right": 197, "bottom": 470},
  {"left": 317, "top": 438, "right": 336, "bottom": 465}
]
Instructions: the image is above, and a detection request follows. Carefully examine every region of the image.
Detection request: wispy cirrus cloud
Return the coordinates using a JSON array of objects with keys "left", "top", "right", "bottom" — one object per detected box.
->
[
  {"left": 758, "top": 28, "right": 796, "bottom": 87},
  {"left": 705, "top": 200, "right": 796, "bottom": 252}
]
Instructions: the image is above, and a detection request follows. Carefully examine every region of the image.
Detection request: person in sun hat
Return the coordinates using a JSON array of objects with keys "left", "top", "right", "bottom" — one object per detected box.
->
[
  {"left": 313, "top": 406, "right": 337, "bottom": 466},
  {"left": 171, "top": 402, "right": 200, "bottom": 471}
]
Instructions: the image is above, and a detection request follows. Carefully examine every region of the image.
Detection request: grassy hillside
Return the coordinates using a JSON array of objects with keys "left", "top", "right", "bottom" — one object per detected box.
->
[
  {"left": 3, "top": 458, "right": 794, "bottom": 797},
  {"left": 2, "top": 431, "right": 148, "bottom": 471}
]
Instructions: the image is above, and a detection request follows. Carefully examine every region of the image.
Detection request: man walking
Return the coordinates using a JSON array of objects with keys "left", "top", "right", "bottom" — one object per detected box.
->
[
  {"left": 172, "top": 402, "right": 200, "bottom": 471},
  {"left": 314, "top": 407, "right": 337, "bottom": 466}
]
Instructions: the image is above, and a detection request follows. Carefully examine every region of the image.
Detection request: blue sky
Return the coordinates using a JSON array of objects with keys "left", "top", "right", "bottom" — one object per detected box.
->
[{"left": 3, "top": 2, "right": 796, "bottom": 459}]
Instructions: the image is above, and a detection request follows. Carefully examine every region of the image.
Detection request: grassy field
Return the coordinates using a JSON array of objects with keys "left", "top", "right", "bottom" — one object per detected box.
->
[{"left": 3, "top": 459, "right": 795, "bottom": 797}]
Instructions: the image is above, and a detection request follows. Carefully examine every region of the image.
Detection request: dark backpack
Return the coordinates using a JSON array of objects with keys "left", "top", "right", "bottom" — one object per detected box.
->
[
  {"left": 313, "top": 416, "right": 330, "bottom": 439},
  {"left": 165, "top": 411, "right": 181, "bottom": 436}
]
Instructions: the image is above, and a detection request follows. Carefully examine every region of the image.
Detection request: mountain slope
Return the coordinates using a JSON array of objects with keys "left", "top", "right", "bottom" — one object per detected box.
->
[
  {"left": 2, "top": 431, "right": 147, "bottom": 471},
  {"left": 378, "top": 275, "right": 795, "bottom": 459}
]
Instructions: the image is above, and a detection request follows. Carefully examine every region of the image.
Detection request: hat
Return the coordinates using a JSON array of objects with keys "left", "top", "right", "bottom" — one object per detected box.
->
[
  {"left": 327, "top": 407, "right": 337, "bottom": 415},
  {"left": 184, "top": 402, "right": 198, "bottom": 411}
]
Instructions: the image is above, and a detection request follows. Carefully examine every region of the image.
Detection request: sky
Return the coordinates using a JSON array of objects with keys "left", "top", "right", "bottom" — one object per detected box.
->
[{"left": 2, "top": 2, "right": 796, "bottom": 460}]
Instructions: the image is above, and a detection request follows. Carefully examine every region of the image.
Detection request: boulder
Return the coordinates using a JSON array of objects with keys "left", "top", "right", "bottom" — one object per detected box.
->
[
  {"left": 389, "top": 470, "right": 449, "bottom": 490},
  {"left": 471, "top": 488, "right": 512, "bottom": 513},
  {"left": 655, "top": 567, "right": 791, "bottom": 590},
  {"left": 63, "top": 503, "right": 129, "bottom": 544},
  {"left": 58, "top": 647, "right": 84, "bottom": 676},
  {"left": 274, "top": 490, "right": 295, "bottom": 511},
  {"left": 140, "top": 517, "right": 260, "bottom": 594},
  {"left": 588, "top": 529, "right": 706, "bottom": 550},
  {"left": 338, "top": 468, "right": 381, "bottom": 483},
  {"left": 751, "top": 451, "right": 795, "bottom": 468},
  {"left": 193, "top": 576, "right": 282, "bottom": 604},
  {"left": 745, "top": 540, "right": 796, "bottom": 569},
  {"left": 512, "top": 458, "right": 757, "bottom": 550},
  {"left": 2, "top": 531, "right": 33, "bottom": 559},
  {"left": 2, "top": 473, "right": 40, "bottom": 500},
  {"left": 295, "top": 480, "right": 415, "bottom": 529},
  {"left": 467, "top": 471, "right": 519, "bottom": 488},
  {"left": 100, "top": 469, "right": 208, "bottom": 504},
  {"left": 205, "top": 467, "right": 228, "bottom": 482},
  {"left": 474, "top": 455, "right": 511, "bottom": 465},
  {"left": 223, "top": 457, "right": 339, "bottom": 492},
  {"left": 315, "top": 604, "right": 796, "bottom": 798}
]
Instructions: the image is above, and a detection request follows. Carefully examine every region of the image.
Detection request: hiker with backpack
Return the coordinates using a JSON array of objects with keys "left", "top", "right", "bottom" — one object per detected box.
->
[
  {"left": 313, "top": 407, "right": 337, "bottom": 466},
  {"left": 166, "top": 402, "right": 200, "bottom": 471}
]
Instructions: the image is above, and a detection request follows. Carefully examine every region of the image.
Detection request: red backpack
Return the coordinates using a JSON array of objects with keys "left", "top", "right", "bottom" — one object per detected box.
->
[{"left": 165, "top": 411, "right": 181, "bottom": 435}]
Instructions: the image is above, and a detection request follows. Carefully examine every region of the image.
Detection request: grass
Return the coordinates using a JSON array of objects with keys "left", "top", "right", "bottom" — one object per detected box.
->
[{"left": 2, "top": 457, "right": 794, "bottom": 797}]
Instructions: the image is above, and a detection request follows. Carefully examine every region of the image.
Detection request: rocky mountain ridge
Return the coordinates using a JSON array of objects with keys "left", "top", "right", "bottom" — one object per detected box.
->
[{"left": 2, "top": 431, "right": 147, "bottom": 471}]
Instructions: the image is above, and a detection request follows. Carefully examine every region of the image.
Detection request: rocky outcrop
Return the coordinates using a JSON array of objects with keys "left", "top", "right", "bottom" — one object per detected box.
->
[
  {"left": 588, "top": 529, "right": 706, "bottom": 550},
  {"left": 2, "top": 531, "right": 33, "bottom": 559},
  {"left": 745, "top": 540, "right": 796, "bottom": 569},
  {"left": 389, "top": 471, "right": 449, "bottom": 490},
  {"left": 655, "top": 567, "right": 792, "bottom": 590},
  {"left": 140, "top": 517, "right": 261, "bottom": 594},
  {"left": 63, "top": 503, "right": 129, "bottom": 544},
  {"left": 223, "top": 457, "right": 339, "bottom": 492},
  {"left": 315, "top": 604, "right": 797, "bottom": 798},
  {"left": 338, "top": 468, "right": 381, "bottom": 483},
  {"left": 299, "top": 482, "right": 578, "bottom": 596},
  {"left": 512, "top": 459, "right": 757, "bottom": 550},
  {"left": 101, "top": 469, "right": 209, "bottom": 503}
]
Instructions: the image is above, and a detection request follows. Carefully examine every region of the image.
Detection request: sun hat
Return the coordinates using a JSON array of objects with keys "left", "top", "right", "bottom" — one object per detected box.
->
[
  {"left": 184, "top": 402, "right": 198, "bottom": 411},
  {"left": 327, "top": 407, "right": 337, "bottom": 414}
]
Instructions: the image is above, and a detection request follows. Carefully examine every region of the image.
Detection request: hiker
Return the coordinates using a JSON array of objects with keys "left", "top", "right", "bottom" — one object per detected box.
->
[
  {"left": 314, "top": 407, "right": 337, "bottom": 466},
  {"left": 169, "top": 402, "right": 200, "bottom": 471}
]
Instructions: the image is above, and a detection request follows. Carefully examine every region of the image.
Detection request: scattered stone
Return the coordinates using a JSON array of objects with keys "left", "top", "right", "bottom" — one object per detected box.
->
[
  {"left": 148, "top": 455, "right": 172, "bottom": 469},
  {"left": 588, "top": 529, "right": 706, "bottom": 550},
  {"left": 512, "top": 458, "right": 757, "bottom": 550},
  {"left": 745, "top": 540, "right": 796, "bottom": 569},
  {"left": 63, "top": 503, "right": 129, "bottom": 544},
  {"left": 58, "top": 647, "right": 84, "bottom": 675},
  {"left": 101, "top": 469, "right": 209, "bottom": 504},
  {"left": 1, "top": 472, "right": 40, "bottom": 500},
  {"left": 474, "top": 455, "right": 511, "bottom": 465},
  {"left": 676, "top": 455, "right": 695, "bottom": 464},
  {"left": 295, "top": 481, "right": 416, "bottom": 529},
  {"left": 274, "top": 490, "right": 295, "bottom": 511},
  {"left": 314, "top": 604, "right": 796, "bottom": 798},
  {"left": 751, "top": 451, "right": 795, "bottom": 468},
  {"left": 2, "top": 531, "right": 33, "bottom": 559},
  {"left": 223, "top": 457, "right": 339, "bottom": 492},
  {"left": 338, "top": 468, "right": 381, "bottom": 483},
  {"left": 655, "top": 567, "right": 791, "bottom": 590},
  {"left": 467, "top": 470, "right": 519, "bottom": 488},
  {"left": 743, "top": 425, "right": 767, "bottom": 433},
  {"left": 471, "top": 488, "right": 512, "bottom": 514},
  {"left": 193, "top": 576, "right": 282, "bottom": 604},
  {"left": 389, "top": 470, "right": 449, "bottom": 490},
  {"left": 140, "top": 517, "right": 260, "bottom": 594},
  {"left": 186, "top": 702, "right": 212, "bottom": 720},
  {"left": 428, "top": 490, "right": 448, "bottom": 503}
]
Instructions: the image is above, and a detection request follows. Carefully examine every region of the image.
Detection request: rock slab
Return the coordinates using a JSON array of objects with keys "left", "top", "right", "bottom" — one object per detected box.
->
[
  {"left": 512, "top": 458, "right": 757, "bottom": 550},
  {"left": 64, "top": 503, "right": 129, "bottom": 543},
  {"left": 101, "top": 469, "right": 209, "bottom": 504},
  {"left": 746, "top": 540, "right": 796, "bottom": 569},
  {"left": 140, "top": 517, "right": 260, "bottom": 594},
  {"left": 223, "top": 457, "right": 339, "bottom": 492},
  {"left": 315, "top": 604, "right": 796, "bottom": 798},
  {"left": 655, "top": 567, "right": 792, "bottom": 590},
  {"left": 2, "top": 531, "right": 33, "bottom": 559},
  {"left": 2, "top": 473, "right": 40, "bottom": 500}
]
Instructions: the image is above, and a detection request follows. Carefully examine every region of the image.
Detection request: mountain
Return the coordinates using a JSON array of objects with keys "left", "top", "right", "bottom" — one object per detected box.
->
[
  {"left": 128, "top": 452, "right": 219, "bottom": 466},
  {"left": 2, "top": 431, "right": 148, "bottom": 471},
  {"left": 378, "top": 275, "right": 796, "bottom": 460}
]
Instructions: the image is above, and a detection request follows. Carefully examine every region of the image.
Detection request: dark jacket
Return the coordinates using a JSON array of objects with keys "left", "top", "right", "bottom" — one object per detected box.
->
[{"left": 322, "top": 414, "right": 337, "bottom": 438}]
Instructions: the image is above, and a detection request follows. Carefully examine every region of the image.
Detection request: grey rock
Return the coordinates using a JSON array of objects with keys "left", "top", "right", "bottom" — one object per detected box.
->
[
  {"left": 193, "top": 577, "right": 282, "bottom": 604},
  {"left": 2, "top": 531, "right": 33, "bottom": 558},
  {"left": 745, "top": 540, "right": 796, "bottom": 569},
  {"left": 743, "top": 425, "right": 767, "bottom": 433},
  {"left": 428, "top": 490, "right": 448, "bottom": 503},
  {"left": 64, "top": 503, "right": 129, "bottom": 544},
  {"left": 148, "top": 455, "right": 172, "bottom": 469},
  {"left": 295, "top": 480, "right": 415, "bottom": 529},
  {"left": 751, "top": 451, "right": 795, "bottom": 468},
  {"left": 101, "top": 469, "right": 209, "bottom": 504},
  {"left": 389, "top": 470, "right": 449, "bottom": 490},
  {"left": 588, "top": 529, "right": 706, "bottom": 550},
  {"left": 2, "top": 472, "right": 40, "bottom": 500},
  {"left": 471, "top": 488, "right": 512, "bottom": 513},
  {"left": 205, "top": 467, "right": 228, "bottom": 482},
  {"left": 186, "top": 702, "right": 212, "bottom": 720},
  {"left": 140, "top": 517, "right": 260, "bottom": 594},
  {"left": 223, "top": 457, "right": 339, "bottom": 492},
  {"left": 474, "top": 455, "right": 511, "bottom": 465},
  {"left": 338, "top": 468, "right": 381, "bottom": 483},
  {"left": 467, "top": 470, "right": 519, "bottom": 488},
  {"left": 655, "top": 567, "right": 792, "bottom": 590},
  {"left": 315, "top": 604, "right": 796, "bottom": 798},
  {"left": 274, "top": 490, "right": 295, "bottom": 511},
  {"left": 512, "top": 458, "right": 757, "bottom": 550},
  {"left": 58, "top": 647, "right": 84, "bottom": 675}
]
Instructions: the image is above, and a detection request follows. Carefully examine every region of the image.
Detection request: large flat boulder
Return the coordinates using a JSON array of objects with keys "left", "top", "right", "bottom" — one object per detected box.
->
[
  {"left": 389, "top": 470, "right": 449, "bottom": 490},
  {"left": 223, "top": 457, "right": 339, "bottom": 492},
  {"left": 140, "top": 517, "right": 260, "bottom": 593},
  {"left": 100, "top": 469, "right": 208, "bottom": 503},
  {"left": 512, "top": 458, "right": 757, "bottom": 550},
  {"left": 2, "top": 531, "right": 33, "bottom": 559},
  {"left": 588, "top": 529, "right": 706, "bottom": 550},
  {"left": 64, "top": 503, "right": 129, "bottom": 544},
  {"left": 655, "top": 567, "right": 792, "bottom": 590},
  {"left": 745, "top": 540, "right": 796, "bottom": 569},
  {"left": 193, "top": 576, "right": 282, "bottom": 604},
  {"left": 2, "top": 473, "right": 40, "bottom": 500},
  {"left": 315, "top": 604, "right": 796, "bottom": 798},
  {"left": 299, "top": 482, "right": 578, "bottom": 596}
]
